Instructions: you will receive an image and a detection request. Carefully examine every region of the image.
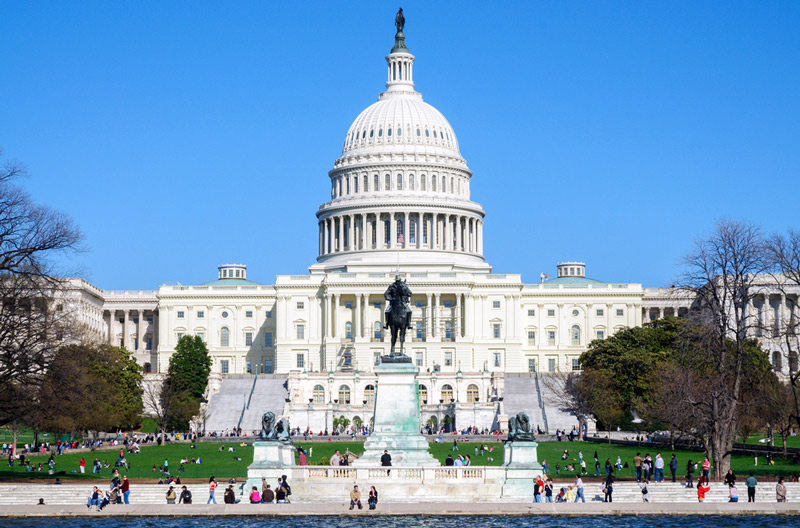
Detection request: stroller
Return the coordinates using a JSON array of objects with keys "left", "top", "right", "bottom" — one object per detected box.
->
[{"left": 555, "top": 488, "right": 567, "bottom": 503}]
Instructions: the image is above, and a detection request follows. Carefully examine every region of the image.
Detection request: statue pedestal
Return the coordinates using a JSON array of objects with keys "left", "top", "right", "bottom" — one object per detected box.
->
[
  {"left": 353, "top": 362, "right": 438, "bottom": 467},
  {"left": 242, "top": 441, "right": 295, "bottom": 498},
  {"left": 501, "top": 441, "right": 543, "bottom": 499}
]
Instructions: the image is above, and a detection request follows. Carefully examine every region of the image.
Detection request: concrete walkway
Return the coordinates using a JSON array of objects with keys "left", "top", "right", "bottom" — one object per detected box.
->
[{"left": 2, "top": 502, "right": 799, "bottom": 517}]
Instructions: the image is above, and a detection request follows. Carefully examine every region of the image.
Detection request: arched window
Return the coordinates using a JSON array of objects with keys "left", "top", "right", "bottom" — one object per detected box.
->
[
  {"left": 361, "top": 130, "right": 366, "bottom": 139},
  {"left": 433, "top": 130, "right": 437, "bottom": 138},
  {"left": 450, "top": 177, "right": 454, "bottom": 193},
  {"left": 410, "top": 219, "right": 416, "bottom": 243},
  {"left": 387, "top": 128, "right": 392, "bottom": 137},
  {"left": 374, "top": 174, "right": 379, "bottom": 191},
  {"left": 364, "top": 384, "right": 375, "bottom": 407},
  {"left": 441, "top": 176, "right": 446, "bottom": 192},
  {"left": 385, "top": 174, "right": 391, "bottom": 191},
  {"left": 369, "top": 129, "right": 374, "bottom": 138},
  {"left": 571, "top": 325, "right": 581, "bottom": 346},
  {"left": 416, "top": 128, "right": 420, "bottom": 136},
  {"left": 445, "top": 320, "right": 453, "bottom": 339},
  {"left": 363, "top": 175, "right": 368, "bottom": 192},
  {"left": 773, "top": 351, "right": 783, "bottom": 372},
  {"left": 338, "top": 385, "right": 351, "bottom": 404},
  {"left": 466, "top": 384, "right": 480, "bottom": 403},
  {"left": 313, "top": 385, "right": 325, "bottom": 404},
  {"left": 346, "top": 177, "right": 350, "bottom": 195},
  {"left": 441, "top": 384, "right": 454, "bottom": 403},
  {"left": 384, "top": 219, "right": 391, "bottom": 244},
  {"left": 397, "top": 174, "right": 403, "bottom": 190},
  {"left": 425, "top": 129, "right": 430, "bottom": 137},
  {"left": 421, "top": 175, "right": 427, "bottom": 191},
  {"left": 345, "top": 321, "right": 353, "bottom": 339},
  {"left": 397, "top": 219, "right": 404, "bottom": 243},
  {"left": 354, "top": 176, "right": 358, "bottom": 193},
  {"left": 220, "top": 327, "right": 229, "bottom": 347},
  {"left": 419, "top": 384, "right": 428, "bottom": 404},
  {"left": 397, "top": 127, "right": 401, "bottom": 136},
  {"left": 432, "top": 176, "right": 437, "bottom": 192},
  {"left": 378, "top": 128, "right": 382, "bottom": 137},
  {"left": 409, "top": 174, "right": 415, "bottom": 190},
  {"left": 374, "top": 321, "right": 382, "bottom": 339}
]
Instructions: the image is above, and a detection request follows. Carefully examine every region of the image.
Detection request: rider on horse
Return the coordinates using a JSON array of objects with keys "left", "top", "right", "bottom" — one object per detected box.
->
[{"left": 384, "top": 275, "right": 412, "bottom": 330}]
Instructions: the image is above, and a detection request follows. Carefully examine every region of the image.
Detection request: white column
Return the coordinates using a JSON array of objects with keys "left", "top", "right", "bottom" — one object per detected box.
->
[
  {"left": 390, "top": 213, "right": 397, "bottom": 249},
  {"left": 123, "top": 311, "right": 130, "bottom": 350},
  {"left": 355, "top": 294, "right": 361, "bottom": 340},
  {"left": 331, "top": 294, "right": 338, "bottom": 338},
  {"left": 456, "top": 293, "right": 463, "bottom": 338},
  {"left": 478, "top": 220, "right": 484, "bottom": 254},
  {"left": 137, "top": 311, "right": 145, "bottom": 351},
  {"left": 426, "top": 293, "right": 433, "bottom": 340},
  {"left": 465, "top": 294, "right": 474, "bottom": 339},
  {"left": 108, "top": 311, "right": 115, "bottom": 344},
  {"left": 360, "top": 213, "right": 366, "bottom": 250},
  {"left": 456, "top": 216, "right": 462, "bottom": 251},
  {"left": 325, "top": 294, "right": 332, "bottom": 338}
]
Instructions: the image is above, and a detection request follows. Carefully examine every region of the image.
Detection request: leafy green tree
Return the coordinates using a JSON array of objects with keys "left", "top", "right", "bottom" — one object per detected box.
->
[{"left": 164, "top": 335, "right": 211, "bottom": 430}]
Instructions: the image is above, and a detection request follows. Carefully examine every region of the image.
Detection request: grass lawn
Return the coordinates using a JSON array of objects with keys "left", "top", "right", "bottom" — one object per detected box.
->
[
  {"left": 737, "top": 434, "right": 800, "bottom": 449},
  {"left": 3, "top": 440, "right": 799, "bottom": 482}
]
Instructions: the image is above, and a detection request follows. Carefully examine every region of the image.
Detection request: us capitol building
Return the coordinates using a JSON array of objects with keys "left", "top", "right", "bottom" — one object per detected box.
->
[{"left": 64, "top": 22, "right": 795, "bottom": 434}]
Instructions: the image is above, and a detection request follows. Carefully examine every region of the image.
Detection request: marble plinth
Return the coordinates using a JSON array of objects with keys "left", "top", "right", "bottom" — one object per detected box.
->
[
  {"left": 242, "top": 441, "right": 296, "bottom": 499},
  {"left": 501, "top": 441, "right": 543, "bottom": 498},
  {"left": 353, "top": 362, "right": 438, "bottom": 467}
]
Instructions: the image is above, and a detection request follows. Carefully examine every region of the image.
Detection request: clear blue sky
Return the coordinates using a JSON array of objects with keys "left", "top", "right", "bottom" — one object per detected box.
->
[{"left": 2, "top": 1, "right": 798, "bottom": 290}]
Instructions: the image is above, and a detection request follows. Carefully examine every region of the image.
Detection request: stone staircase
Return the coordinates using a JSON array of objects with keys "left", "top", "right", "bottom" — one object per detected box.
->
[
  {"left": 503, "top": 376, "right": 546, "bottom": 433},
  {"left": 1, "top": 481, "right": 797, "bottom": 505},
  {"left": 203, "top": 377, "right": 255, "bottom": 434},
  {"left": 239, "top": 377, "right": 289, "bottom": 435},
  {"left": 536, "top": 373, "right": 582, "bottom": 433}
]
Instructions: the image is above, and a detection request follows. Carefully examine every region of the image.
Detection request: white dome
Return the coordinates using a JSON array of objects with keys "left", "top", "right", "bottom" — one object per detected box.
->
[{"left": 340, "top": 92, "right": 462, "bottom": 159}]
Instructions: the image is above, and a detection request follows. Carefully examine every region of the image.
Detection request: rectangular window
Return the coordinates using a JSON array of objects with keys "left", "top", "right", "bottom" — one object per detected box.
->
[
  {"left": 245, "top": 311, "right": 253, "bottom": 318},
  {"left": 416, "top": 352, "right": 423, "bottom": 367},
  {"left": 221, "top": 360, "right": 229, "bottom": 374},
  {"left": 374, "top": 302, "right": 381, "bottom": 309},
  {"left": 572, "top": 359, "right": 581, "bottom": 371},
  {"left": 297, "top": 302, "right": 304, "bottom": 310},
  {"left": 596, "top": 330, "right": 605, "bottom": 340},
  {"left": 266, "top": 310, "right": 273, "bottom": 318},
  {"left": 176, "top": 332, "right": 184, "bottom": 341},
  {"left": 197, "top": 332, "right": 205, "bottom": 343},
  {"left": 444, "top": 351, "right": 453, "bottom": 366},
  {"left": 345, "top": 302, "right": 352, "bottom": 309},
  {"left": 616, "top": 309, "right": 624, "bottom": 317},
  {"left": 265, "top": 332, "right": 273, "bottom": 346},
  {"left": 245, "top": 332, "right": 253, "bottom": 346},
  {"left": 548, "top": 331, "right": 556, "bottom": 345},
  {"left": 133, "top": 338, "right": 139, "bottom": 350},
  {"left": 596, "top": 309, "right": 604, "bottom": 317},
  {"left": 296, "top": 353, "right": 305, "bottom": 369},
  {"left": 246, "top": 361, "right": 252, "bottom": 374},
  {"left": 385, "top": 174, "right": 391, "bottom": 190},
  {"left": 177, "top": 311, "right": 185, "bottom": 319},
  {"left": 548, "top": 358, "right": 556, "bottom": 372},
  {"left": 528, "top": 358, "right": 536, "bottom": 372},
  {"left": 493, "top": 323, "right": 501, "bottom": 338},
  {"left": 296, "top": 324, "right": 305, "bottom": 339},
  {"left": 264, "top": 359, "right": 273, "bottom": 374},
  {"left": 527, "top": 309, "right": 535, "bottom": 316},
  {"left": 527, "top": 331, "right": 536, "bottom": 345},
  {"left": 547, "top": 309, "right": 555, "bottom": 317},
  {"left": 493, "top": 352, "right": 501, "bottom": 368},
  {"left": 146, "top": 337, "right": 153, "bottom": 350},
  {"left": 197, "top": 311, "right": 205, "bottom": 318},
  {"left": 492, "top": 301, "right": 501, "bottom": 309}
]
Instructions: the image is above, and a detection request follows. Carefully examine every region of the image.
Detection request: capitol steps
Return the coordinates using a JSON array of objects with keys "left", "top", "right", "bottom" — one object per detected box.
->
[
  {"left": 502, "top": 376, "right": 548, "bottom": 433},
  {"left": 0, "top": 482, "right": 797, "bottom": 505},
  {"left": 203, "top": 378, "right": 256, "bottom": 433},
  {"left": 239, "top": 377, "right": 289, "bottom": 435},
  {"left": 537, "top": 373, "right": 582, "bottom": 433}
]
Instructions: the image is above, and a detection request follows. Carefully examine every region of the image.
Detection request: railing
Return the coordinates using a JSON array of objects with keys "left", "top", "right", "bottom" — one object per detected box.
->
[
  {"left": 533, "top": 370, "right": 549, "bottom": 433},
  {"left": 244, "top": 373, "right": 258, "bottom": 411},
  {"left": 295, "top": 466, "right": 490, "bottom": 482},
  {"left": 236, "top": 400, "right": 246, "bottom": 432}
]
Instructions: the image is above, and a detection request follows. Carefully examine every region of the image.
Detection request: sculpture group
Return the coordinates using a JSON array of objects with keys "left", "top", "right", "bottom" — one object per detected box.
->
[{"left": 260, "top": 411, "right": 292, "bottom": 445}]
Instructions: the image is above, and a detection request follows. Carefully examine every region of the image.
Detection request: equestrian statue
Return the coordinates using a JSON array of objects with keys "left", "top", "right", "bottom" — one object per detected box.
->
[{"left": 382, "top": 274, "right": 413, "bottom": 362}]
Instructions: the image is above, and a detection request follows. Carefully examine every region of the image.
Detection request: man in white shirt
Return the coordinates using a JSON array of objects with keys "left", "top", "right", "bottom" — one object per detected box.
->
[
  {"left": 574, "top": 475, "right": 585, "bottom": 502},
  {"left": 654, "top": 453, "right": 665, "bottom": 483}
]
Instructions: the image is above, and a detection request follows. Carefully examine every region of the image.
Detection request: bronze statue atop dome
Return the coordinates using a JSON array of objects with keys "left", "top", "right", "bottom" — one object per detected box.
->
[{"left": 395, "top": 8, "right": 405, "bottom": 33}]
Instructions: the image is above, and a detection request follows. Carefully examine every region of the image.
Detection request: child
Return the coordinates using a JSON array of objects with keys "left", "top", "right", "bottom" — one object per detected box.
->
[{"left": 697, "top": 479, "right": 710, "bottom": 502}]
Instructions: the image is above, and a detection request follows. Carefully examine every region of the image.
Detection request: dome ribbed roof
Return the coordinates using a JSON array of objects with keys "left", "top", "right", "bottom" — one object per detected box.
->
[{"left": 340, "top": 93, "right": 461, "bottom": 159}]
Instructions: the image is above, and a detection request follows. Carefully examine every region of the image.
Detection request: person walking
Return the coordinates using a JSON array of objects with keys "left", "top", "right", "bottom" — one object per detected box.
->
[
  {"left": 178, "top": 485, "right": 192, "bottom": 504},
  {"left": 633, "top": 453, "right": 643, "bottom": 482},
  {"left": 533, "top": 476, "right": 542, "bottom": 503},
  {"left": 745, "top": 473, "right": 758, "bottom": 502},
  {"left": 207, "top": 476, "right": 217, "bottom": 504},
  {"left": 669, "top": 454, "right": 678, "bottom": 483},
  {"left": 604, "top": 474, "right": 614, "bottom": 503},
  {"left": 349, "top": 485, "right": 363, "bottom": 510},
  {"left": 686, "top": 460, "right": 695, "bottom": 488},
  {"left": 573, "top": 474, "right": 585, "bottom": 503},
  {"left": 368, "top": 486, "right": 378, "bottom": 510},
  {"left": 79, "top": 458, "right": 86, "bottom": 474},
  {"left": 166, "top": 486, "right": 176, "bottom": 504},
  {"left": 776, "top": 477, "right": 787, "bottom": 502},
  {"left": 639, "top": 479, "right": 650, "bottom": 503},
  {"left": 120, "top": 475, "right": 130, "bottom": 504}
]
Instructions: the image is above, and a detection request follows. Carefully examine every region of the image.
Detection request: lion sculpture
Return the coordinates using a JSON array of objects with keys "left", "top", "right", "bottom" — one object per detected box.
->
[{"left": 260, "top": 411, "right": 292, "bottom": 445}]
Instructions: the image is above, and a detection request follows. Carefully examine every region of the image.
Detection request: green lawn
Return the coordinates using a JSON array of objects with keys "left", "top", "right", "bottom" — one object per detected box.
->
[{"left": 2, "top": 439, "right": 798, "bottom": 482}]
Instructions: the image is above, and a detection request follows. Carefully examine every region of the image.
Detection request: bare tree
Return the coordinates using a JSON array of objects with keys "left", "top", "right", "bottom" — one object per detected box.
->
[
  {"left": 640, "top": 363, "right": 699, "bottom": 450},
  {"left": 678, "top": 219, "right": 769, "bottom": 477},
  {"left": 539, "top": 371, "right": 592, "bottom": 437},
  {"left": 0, "top": 149, "right": 83, "bottom": 434},
  {"left": 142, "top": 375, "right": 194, "bottom": 444}
]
